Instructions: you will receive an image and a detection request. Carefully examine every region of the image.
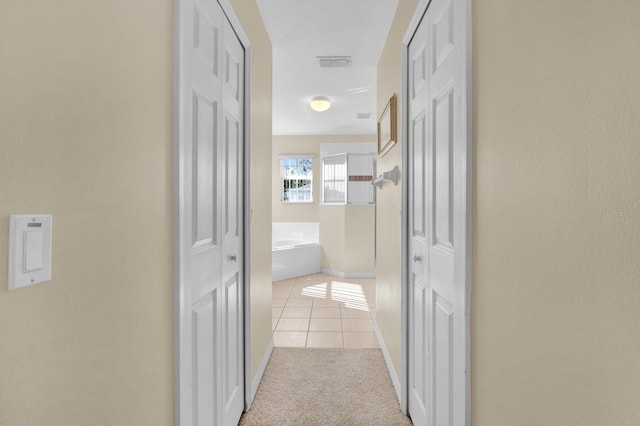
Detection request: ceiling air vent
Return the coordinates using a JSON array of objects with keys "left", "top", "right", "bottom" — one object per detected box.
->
[
  {"left": 317, "top": 56, "right": 351, "bottom": 68},
  {"left": 356, "top": 112, "right": 372, "bottom": 120}
]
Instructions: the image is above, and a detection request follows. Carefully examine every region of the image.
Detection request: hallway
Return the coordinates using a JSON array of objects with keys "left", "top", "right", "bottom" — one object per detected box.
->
[
  {"left": 250, "top": 274, "right": 406, "bottom": 425},
  {"left": 2, "top": 0, "right": 639, "bottom": 424},
  {"left": 239, "top": 347, "right": 411, "bottom": 425}
]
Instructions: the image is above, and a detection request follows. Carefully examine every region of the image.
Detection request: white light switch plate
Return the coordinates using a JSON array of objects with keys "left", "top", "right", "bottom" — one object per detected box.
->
[{"left": 8, "top": 215, "right": 52, "bottom": 290}]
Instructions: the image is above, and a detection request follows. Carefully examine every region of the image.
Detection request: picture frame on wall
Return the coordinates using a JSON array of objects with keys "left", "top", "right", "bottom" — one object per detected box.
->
[{"left": 378, "top": 93, "right": 397, "bottom": 158}]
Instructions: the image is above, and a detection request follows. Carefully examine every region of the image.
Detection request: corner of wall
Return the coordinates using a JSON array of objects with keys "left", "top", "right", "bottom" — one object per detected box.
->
[
  {"left": 227, "top": 0, "right": 274, "bottom": 386},
  {"left": 374, "top": 0, "right": 419, "bottom": 383}
]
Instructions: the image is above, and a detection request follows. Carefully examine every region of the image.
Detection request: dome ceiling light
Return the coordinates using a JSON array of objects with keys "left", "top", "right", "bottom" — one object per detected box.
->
[{"left": 310, "top": 96, "right": 331, "bottom": 112}]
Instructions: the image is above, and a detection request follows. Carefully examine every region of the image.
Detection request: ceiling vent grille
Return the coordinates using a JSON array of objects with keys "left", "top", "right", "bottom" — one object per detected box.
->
[
  {"left": 356, "top": 112, "right": 372, "bottom": 120},
  {"left": 317, "top": 56, "right": 351, "bottom": 68}
]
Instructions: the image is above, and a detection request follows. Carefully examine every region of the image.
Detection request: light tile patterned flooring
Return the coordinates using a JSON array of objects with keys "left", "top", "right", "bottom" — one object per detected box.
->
[{"left": 272, "top": 273, "right": 379, "bottom": 348}]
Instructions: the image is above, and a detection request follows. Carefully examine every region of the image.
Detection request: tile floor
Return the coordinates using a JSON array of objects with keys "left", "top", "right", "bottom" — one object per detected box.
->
[{"left": 272, "top": 273, "right": 379, "bottom": 348}]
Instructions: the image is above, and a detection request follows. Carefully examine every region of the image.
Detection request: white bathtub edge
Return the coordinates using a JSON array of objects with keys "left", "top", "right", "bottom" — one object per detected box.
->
[
  {"left": 272, "top": 241, "right": 320, "bottom": 251},
  {"left": 320, "top": 268, "right": 376, "bottom": 279},
  {"left": 272, "top": 244, "right": 322, "bottom": 282}
]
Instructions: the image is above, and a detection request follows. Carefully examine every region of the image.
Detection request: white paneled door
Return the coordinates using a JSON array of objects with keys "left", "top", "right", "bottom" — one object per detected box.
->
[
  {"left": 177, "top": 0, "right": 245, "bottom": 425},
  {"left": 407, "top": 0, "right": 470, "bottom": 424}
]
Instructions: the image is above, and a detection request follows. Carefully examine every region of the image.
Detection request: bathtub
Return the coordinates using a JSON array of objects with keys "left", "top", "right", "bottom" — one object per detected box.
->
[{"left": 272, "top": 223, "right": 321, "bottom": 282}]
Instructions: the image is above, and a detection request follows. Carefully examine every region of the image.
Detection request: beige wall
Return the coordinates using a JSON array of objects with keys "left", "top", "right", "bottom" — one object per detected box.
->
[
  {"left": 344, "top": 205, "right": 376, "bottom": 274},
  {"left": 319, "top": 206, "right": 346, "bottom": 271},
  {"left": 318, "top": 205, "right": 376, "bottom": 275},
  {"left": 228, "top": 0, "right": 274, "bottom": 385},
  {"left": 375, "top": 0, "right": 418, "bottom": 380},
  {"left": 0, "top": 0, "right": 272, "bottom": 424},
  {"left": 472, "top": 0, "right": 640, "bottom": 424},
  {"left": 0, "top": 1, "right": 174, "bottom": 424}
]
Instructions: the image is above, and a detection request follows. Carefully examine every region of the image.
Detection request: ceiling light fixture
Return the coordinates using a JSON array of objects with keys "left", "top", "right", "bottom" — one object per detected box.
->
[{"left": 310, "top": 96, "right": 331, "bottom": 112}]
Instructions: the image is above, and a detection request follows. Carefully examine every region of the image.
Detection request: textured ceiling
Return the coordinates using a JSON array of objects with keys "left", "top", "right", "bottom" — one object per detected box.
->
[{"left": 255, "top": 0, "right": 399, "bottom": 135}]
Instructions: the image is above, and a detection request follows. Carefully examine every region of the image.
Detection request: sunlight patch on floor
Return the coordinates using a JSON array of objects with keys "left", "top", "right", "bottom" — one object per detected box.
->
[
  {"left": 330, "top": 281, "right": 370, "bottom": 311},
  {"left": 301, "top": 282, "right": 327, "bottom": 299},
  {"left": 299, "top": 280, "right": 369, "bottom": 312}
]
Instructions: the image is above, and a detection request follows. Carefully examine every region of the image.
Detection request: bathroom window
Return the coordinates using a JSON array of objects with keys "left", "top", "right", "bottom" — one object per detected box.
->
[
  {"left": 322, "top": 153, "right": 376, "bottom": 204},
  {"left": 322, "top": 154, "right": 347, "bottom": 203},
  {"left": 280, "top": 156, "right": 313, "bottom": 203}
]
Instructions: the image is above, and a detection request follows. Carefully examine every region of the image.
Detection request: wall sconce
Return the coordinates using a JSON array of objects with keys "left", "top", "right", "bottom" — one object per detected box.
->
[{"left": 372, "top": 166, "right": 398, "bottom": 188}]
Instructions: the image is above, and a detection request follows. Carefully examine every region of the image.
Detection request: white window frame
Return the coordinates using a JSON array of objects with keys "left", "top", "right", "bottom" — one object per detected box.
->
[{"left": 279, "top": 155, "right": 314, "bottom": 203}]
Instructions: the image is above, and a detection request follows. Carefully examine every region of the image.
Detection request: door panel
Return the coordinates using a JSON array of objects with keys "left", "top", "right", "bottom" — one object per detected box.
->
[
  {"left": 432, "top": 86, "right": 454, "bottom": 251},
  {"left": 220, "top": 15, "right": 244, "bottom": 426},
  {"left": 432, "top": 2, "right": 454, "bottom": 72},
  {"left": 193, "top": 292, "right": 218, "bottom": 426},
  {"left": 433, "top": 292, "right": 453, "bottom": 426},
  {"left": 412, "top": 114, "right": 426, "bottom": 239},
  {"left": 224, "top": 115, "right": 239, "bottom": 240},
  {"left": 194, "top": 5, "right": 219, "bottom": 75},
  {"left": 412, "top": 275, "right": 429, "bottom": 415},
  {"left": 408, "top": 0, "right": 469, "bottom": 424},
  {"left": 192, "top": 93, "right": 217, "bottom": 247},
  {"left": 178, "top": 0, "right": 245, "bottom": 425},
  {"left": 408, "top": 7, "right": 431, "bottom": 426},
  {"left": 187, "top": 3, "right": 224, "bottom": 424},
  {"left": 223, "top": 275, "right": 242, "bottom": 425}
]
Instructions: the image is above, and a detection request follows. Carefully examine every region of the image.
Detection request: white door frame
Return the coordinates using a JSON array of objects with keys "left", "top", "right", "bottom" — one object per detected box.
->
[
  {"left": 173, "top": 0, "right": 254, "bottom": 423},
  {"left": 400, "top": 0, "right": 472, "bottom": 421}
]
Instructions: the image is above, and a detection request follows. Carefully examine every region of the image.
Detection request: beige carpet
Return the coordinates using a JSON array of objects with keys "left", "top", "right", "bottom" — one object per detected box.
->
[{"left": 239, "top": 348, "right": 413, "bottom": 426}]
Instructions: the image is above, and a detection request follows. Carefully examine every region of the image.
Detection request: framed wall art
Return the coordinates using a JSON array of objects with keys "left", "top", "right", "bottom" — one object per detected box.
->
[{"left": 378, "top": 93, "right": 397, "bottom": 158}]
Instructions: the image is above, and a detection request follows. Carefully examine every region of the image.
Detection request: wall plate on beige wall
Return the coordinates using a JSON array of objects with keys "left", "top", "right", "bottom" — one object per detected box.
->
[{"left": 8, "top": 215, "right": 52, "bottom": 290}]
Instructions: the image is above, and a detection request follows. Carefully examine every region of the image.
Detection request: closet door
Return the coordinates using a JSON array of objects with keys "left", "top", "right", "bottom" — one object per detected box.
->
[
  {"left": 408, "top": 0, "right": 470, "bottom": 424},
  {"left": 177, "top": 0, "right": 245, "bottom": 424},
  {"left": 408, "top": 10, "right": 431, "bottom": 423},
  {"left": 220, "top": 13, "right": 245, "bottom": 426}
]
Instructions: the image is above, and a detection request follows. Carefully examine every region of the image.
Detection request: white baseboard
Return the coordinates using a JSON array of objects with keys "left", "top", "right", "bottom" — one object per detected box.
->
[
  {"left": 248, "top": 338, "right": 274, "bottom": 409},
  {"left": 320, "top": 268, "right": 376, "bottom": 279},
  {"left": 373, "top": 321, "right": 401, "bottom": 402}
]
